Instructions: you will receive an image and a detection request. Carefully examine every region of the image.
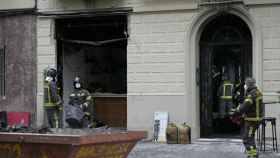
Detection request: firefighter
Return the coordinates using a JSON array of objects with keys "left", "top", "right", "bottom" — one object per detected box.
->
[
  {"left": 218, "top": 75, "right": 234, "bottom": 118},
  {"left": 230, "top": 77, "right": 263, "bottom": 158},
  {"left": 233, "top": 80, "right": 244, "bottom": 106},
  {"left": 233, "top": 67, "right": 244, "bottom": 107},
  {"left": 43, "top": 68, "right": 63, "bottom": 128},
  {"left": 230, "top": 80, "right": 245, "bottom": 125},
  {"left": 67, "top": 77, "right": 93, "bottom": 128}
]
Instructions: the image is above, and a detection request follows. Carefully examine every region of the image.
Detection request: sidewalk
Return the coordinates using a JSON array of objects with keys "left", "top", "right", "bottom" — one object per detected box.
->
[{"left": 128, "top": 139, "right": 280, "bottom": 158}]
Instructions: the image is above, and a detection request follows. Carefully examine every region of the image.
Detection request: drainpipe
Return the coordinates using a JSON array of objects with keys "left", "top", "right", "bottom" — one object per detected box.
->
[{"left": 35, "top": 0, "right": 38, "bottom": 11}]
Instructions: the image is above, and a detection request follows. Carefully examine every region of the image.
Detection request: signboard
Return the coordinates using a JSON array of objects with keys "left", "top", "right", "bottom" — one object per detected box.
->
[
  {"left": 153, "top": 112, "right": 169, "bottom": 142},
  {"left": 0, "top": 0, "right": 35, "bottom": 10}
]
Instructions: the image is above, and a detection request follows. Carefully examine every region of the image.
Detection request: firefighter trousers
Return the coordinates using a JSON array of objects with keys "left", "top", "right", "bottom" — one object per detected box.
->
[
  {"left": 242, "top": 121, "right": 260, "bottom": 157},
  {"left": 45, "top": 108, "right": 61, "bottom": 128}
]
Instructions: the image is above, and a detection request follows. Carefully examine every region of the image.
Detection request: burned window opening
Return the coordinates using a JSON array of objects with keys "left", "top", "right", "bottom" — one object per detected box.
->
[
  {"left": 56, "top": 15, "right": 127, "bottom": 95},
  {"left": 56, "top": 15, "right": 128, "bottom": 128},
  {"left": 56, "top": 16, "right": 127, "bottom": 45}
]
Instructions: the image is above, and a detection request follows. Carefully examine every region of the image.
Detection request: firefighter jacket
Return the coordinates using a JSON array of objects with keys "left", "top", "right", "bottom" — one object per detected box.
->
[
  {"left": 219, "top": 80, "right": 234, "bottom": 100},
  {"left": 44, "top": 80, "right": 62, "bottom": 108},
  {"left": 68, "top": 89, "right": 92, "bottom": 116},
  {"left": 233, "top": 81, "right": 244, "bottom": 105},
  {"left": 237, "top": 86, "right": 263, "bottom": 122}
]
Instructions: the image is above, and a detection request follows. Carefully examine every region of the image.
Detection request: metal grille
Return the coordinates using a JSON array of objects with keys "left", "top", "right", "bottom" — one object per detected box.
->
[{"left": 0, "top": 46, "right": 6, "bottom": 98}]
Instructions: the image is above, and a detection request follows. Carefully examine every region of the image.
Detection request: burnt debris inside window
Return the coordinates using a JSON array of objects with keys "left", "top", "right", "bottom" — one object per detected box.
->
[
  {"left": 56, "top": 15, "right": 127, "bottom": 94},
  {"left": 0, "top": 45, "right": 6, "bottom": 98}
]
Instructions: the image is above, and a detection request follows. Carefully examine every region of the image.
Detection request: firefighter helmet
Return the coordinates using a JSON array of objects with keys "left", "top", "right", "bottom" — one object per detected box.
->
[
  {"left": 245, "top": 77, "right": 256, "bottom": 88},
  {"left": 44, "top": 67, "right": 57, "bottom": 78}
]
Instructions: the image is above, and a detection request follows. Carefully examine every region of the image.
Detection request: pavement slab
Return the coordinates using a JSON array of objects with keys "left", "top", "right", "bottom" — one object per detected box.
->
[{"left": 128, "top": 139, "right": 280, "bottom": 158}]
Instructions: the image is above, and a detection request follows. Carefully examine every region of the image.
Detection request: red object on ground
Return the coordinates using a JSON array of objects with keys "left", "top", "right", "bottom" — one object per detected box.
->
[
  {"left": 7, "top": 112, "right": 30, "bottom": 127},
  {"left": 230, "top": 115, "right": 242, "bottom": 125}
]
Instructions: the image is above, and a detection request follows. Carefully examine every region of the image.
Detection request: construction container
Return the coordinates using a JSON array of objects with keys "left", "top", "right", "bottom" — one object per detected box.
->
[{"left": 0, "top": 130, "right": 146, "bottom": 158}]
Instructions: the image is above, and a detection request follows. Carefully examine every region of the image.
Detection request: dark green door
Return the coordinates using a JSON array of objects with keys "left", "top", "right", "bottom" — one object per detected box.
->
[{"left": 199, "top": 44, "right": 214, "bottom": 137}]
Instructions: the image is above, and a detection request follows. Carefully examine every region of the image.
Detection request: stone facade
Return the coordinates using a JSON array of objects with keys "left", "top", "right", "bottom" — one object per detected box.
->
[
  {"left": 0, "top": 0, "right": 34, "bottom": 10},
  {"left": 36, "top": 18, "right": 56, "bottom": 125},
  {"left": 34, "top": 0, "right": 280, "bottom": 139},
  {"left": 250, "top": 5, "right": 280, "bottom": 137},
  {"left": 127, "top": 12, "right": 192, "bottom": 95},
  {"left": 2, "top": 15, "right": 37, "bottom": 114}
]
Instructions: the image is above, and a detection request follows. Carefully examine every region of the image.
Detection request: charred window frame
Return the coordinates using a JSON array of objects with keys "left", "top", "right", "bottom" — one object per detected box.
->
[
  {"left": 55, "top": 15, "right": 128, "bottom": 94},
  {"left": 0, "top": 45, "right": 6, "bottom": 98}
]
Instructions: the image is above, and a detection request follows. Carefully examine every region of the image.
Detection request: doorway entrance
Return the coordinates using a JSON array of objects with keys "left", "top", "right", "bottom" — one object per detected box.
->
[{"left": 199, "top": 13, "right": 252, "bottom": 137}]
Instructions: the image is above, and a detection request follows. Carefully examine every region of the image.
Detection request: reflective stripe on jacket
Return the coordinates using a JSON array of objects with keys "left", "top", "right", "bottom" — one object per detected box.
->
[
  {"left": 238, "top": 87, "right": 263, "bottom": 122},
  {"left": 220, "top": 81, "right": 234, "bottom": 100},
  {"left": 44, "top": 80, "right": 61, "bottom": 108}
]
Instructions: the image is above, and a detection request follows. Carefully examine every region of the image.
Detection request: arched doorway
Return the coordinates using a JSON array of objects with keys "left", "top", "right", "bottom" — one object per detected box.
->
[{"left": 199, "top": 13, "right": 252, "bottom": 137}]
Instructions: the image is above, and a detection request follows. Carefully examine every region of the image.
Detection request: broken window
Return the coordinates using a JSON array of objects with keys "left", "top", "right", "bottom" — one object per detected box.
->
[
  {"left": 56, "top": 15, "right": 128, "bottom": 128},
  {"left": 56, "top": 15, "right": 127, "bottom": 95}
]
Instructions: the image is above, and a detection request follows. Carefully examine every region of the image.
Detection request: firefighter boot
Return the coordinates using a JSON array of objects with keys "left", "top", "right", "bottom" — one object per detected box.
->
[{"left": 246, "top": 147, "right": 258, "bottom": 158}]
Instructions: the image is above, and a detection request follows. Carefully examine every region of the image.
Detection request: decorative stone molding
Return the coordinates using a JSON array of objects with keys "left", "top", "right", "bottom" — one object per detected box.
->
[{"left": 186, "top": 5, "right": 262, "bottom": 139}]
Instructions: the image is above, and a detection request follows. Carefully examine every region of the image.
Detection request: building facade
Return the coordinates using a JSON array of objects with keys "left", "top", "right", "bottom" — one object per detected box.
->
[
  {"left": 0, "top": 0, "right": 37, "bottom": 123},
  {"left": 1, "top": 0, "right": 280, "bottom": 140}
]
